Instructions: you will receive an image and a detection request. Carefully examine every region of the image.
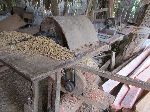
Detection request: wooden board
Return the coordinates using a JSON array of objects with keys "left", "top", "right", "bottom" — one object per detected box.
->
[{"left": 0, "top": 51, "right": 62, "bottom": 81}]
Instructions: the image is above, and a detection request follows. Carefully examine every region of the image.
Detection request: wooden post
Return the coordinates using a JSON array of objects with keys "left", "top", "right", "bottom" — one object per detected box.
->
[
  {"left": 47, "top": 71, "right": 61, "bottom": 112},
  {"left": 54, "top": 72, "right": 61, "bottom": 112},
  {"left": 86, "top": 0, "right": 94, "bottom": 20},
  {"left": 51, "top": 0, "right": 59, "bottom": 16},
  {"left": 47, "top": 77, "right": 55, "bottom": 111},
  {"left": 109, "top": 0, "right": 114, "bottom": 18},
  {"left": 110, "top": 51, "right": 116, "bottom": 70},
  {"left": 33, "top": 81, "right": 40, "bottom": 112},
  {"left": 74, "top": 65, "right": 150, "bottom": 91},
  {"left": 63, "top": 0, "right": 68, "bottom": 16}
]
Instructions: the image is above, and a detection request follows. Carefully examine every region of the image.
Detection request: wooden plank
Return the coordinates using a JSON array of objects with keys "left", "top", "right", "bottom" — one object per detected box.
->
[
  {"left": 106, "top": 34, "right": 124, "bottom": 44},
  {"left": 0, "top": 52, "right": 62, "bottom": 81},
  {"left": 100, "top": 52, "right": 139, "bottom": 73},
  {"left": 105, "top": 26, "right": 135, "bottom": 44},
  {"left": 74, "top": 65, "right": 150, "bottom": 91},
  {"left": 100, "top": 60, "right": 110, "bottom": 70},
  {"left": 112, "top": 53, "right": 140, "bottom": 73},
  {"left": 93, "top": 8, "right": 109, "bottom": 13}
]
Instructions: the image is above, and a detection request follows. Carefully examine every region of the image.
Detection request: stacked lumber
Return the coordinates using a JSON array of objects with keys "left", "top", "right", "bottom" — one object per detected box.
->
[
  {"left": 102, "top": 47, "right": 150, "bottom": 93},
  {"left": 102, "top": 47, "right": 150, "bottom": 111}
]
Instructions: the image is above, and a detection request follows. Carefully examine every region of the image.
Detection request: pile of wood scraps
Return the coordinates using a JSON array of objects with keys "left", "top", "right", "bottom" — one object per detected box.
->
[
  {"left": 9, "top": 36, "right": 74, "bottom": 60},
  {"left": 0, "top": 31, "right": 74, "bottom": 60},
  {"left": 0, "top": 31, "right": 34, "bottom": 48}
]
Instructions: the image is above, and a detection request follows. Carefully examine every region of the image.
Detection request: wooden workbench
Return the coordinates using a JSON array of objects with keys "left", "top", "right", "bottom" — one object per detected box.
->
[{"left": 0, "top": 42, "right": 110, "bottom": 112}]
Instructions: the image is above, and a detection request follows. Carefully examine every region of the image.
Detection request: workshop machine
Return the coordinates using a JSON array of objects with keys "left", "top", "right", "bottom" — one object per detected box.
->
[{"left": 39, "top": 16, "right": 101, "bottom": 94}]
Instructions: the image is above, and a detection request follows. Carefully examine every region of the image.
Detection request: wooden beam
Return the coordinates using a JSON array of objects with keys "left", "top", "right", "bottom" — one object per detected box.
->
[
  {"left": 74, "top": 65, "right": 150, "bottom": 91},
  {"left": 112, "top": 53, "right": 140, "bottom": 73},
  {"left": 100, "top": 60, "right": 110, "bottom": 70}
]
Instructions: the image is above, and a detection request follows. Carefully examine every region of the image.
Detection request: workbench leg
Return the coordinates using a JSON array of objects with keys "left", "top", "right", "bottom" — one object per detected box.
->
[
  {"left": 33, "top": 81, "right": 40, "bottom": 112},
  {"left": 47, "top": 72, "right": 61, "bottom": 112},
  {"left": 54, "top": 72, "right": 61, "bottom": 112},
  {"left": 48, "top": 77, "right": 55, "bottom": 111}
]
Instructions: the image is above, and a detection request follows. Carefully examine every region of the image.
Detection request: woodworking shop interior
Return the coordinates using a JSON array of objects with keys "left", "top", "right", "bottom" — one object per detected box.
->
[{"left": 1, "top": 0, "right": 150, "bottom": 112}]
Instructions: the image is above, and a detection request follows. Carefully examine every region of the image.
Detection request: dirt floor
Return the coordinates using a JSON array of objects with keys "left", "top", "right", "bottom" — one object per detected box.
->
[{"left": 0, "top": 65, "right": 31, "bottom": 112}]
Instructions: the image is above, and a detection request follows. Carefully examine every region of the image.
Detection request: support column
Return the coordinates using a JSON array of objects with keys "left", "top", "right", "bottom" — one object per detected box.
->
[
  {"left": 54, "top": 72, "right": 61, "bottom": 112},
  {"left": 51, "top": 0, "right": 59, "bottom": 16},
  {"left": 47, "top": 71, "right": 61, "bottom": 112},
  {"left": 109, "top": 0, "right": 114, "bottom": 18},
  {"left": 111, "top": 51, "right": 116, "bottom": 70},
  {"left": 33, "top": 81, "right": 40, "bottom": 112}
]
